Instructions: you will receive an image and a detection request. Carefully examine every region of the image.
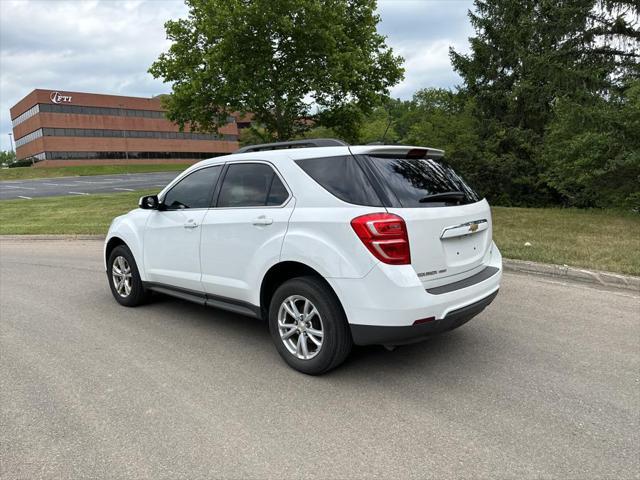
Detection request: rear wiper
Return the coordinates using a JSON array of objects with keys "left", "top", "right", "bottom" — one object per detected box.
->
[{"left": 419, "top": 191, "right": 466, "bottom": 203}]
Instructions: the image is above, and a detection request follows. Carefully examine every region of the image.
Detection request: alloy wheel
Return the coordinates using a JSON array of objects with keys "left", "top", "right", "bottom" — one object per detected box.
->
[
  {"left": 111, "top": 256, "right": 133, "bottom": 298},
  {"left": 277, "top": 295, "right": 324, "bottom": 360}
]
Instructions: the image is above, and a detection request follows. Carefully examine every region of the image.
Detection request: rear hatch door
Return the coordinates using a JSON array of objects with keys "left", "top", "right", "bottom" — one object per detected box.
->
[
  {"left": 387, "top": 202, "right": 492, "bottom": 282},
  {"left": 359, "top": 147, "right": 492, "bottom": 283}
]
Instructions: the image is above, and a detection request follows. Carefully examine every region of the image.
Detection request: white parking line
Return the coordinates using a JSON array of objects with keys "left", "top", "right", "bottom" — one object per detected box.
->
[
  {"left": 17, "top": 196, "right": 32, "bottom": 200},
  {"left": 2, "top": 185, "right": 35, "bottom": 190},
  {"left": 113, "top": 180, "right": 161, "bottom": 185},
  {"left": 113, "top": 188, "right": 135, "bottom": 191},
  {"left": 68, "top": 191, "right": 90, "bottom": 196},
  {"left": 74, "top": 180, "right": 121, "bottom": 185},
  {"left": 74, "top": 180, "right": 118, "bottom": 185}
]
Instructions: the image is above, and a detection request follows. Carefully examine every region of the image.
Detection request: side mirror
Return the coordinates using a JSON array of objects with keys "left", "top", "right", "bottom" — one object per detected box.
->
[{"left": 139, "top": 195, "right": 160, "bottom": 210}]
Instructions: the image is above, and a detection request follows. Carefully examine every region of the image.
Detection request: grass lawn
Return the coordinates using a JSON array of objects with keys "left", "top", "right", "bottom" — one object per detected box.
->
[
  {"left": 0, "top": 190, "right": 150, "bottom": 236},
  {"left": 492, "top": 207, "right": 639, "bottom": 276},
  {"left": 0, "top": 164, "right": 187, "bottom": 181},
  {"left": 1, "top": 192, "right": 638, "bottom": 275}
]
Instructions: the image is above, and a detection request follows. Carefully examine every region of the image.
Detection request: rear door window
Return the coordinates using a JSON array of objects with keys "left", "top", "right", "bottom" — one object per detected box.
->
[
  {"left": 217, "top": 163, "right": 289, "bottom": 208},
  {"left": 295, "top": 156, "right": 382, "bottom": 206},
  {"left": 367, "top": 156, "right": 480, "bottom": 207}
]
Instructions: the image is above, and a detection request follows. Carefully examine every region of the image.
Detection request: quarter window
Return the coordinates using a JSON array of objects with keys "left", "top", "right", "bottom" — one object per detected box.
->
[
  {"left": 217, "top": 163, "right": 288, "bottom": 208},
  {"left": 163, "top": 166, "right": 222, "bottom": 210},
  {"left": 295, "top": 156, "right": 382, "bottom": 206}
]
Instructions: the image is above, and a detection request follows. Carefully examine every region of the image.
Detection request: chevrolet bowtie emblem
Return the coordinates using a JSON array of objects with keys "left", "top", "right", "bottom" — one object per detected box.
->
[{"left": 469, "top": 223, "right": 479, "bottom": 233}]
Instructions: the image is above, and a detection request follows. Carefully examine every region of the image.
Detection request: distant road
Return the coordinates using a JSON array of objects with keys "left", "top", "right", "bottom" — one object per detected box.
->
[
  {"left": 0, "top": 172, "right": 180, "bottom": 200},
  {"left": 1, "top": 239, "right": 638, "bottom": 479}
]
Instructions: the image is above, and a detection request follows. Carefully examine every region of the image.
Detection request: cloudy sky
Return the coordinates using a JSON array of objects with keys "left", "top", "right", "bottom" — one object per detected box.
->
[{"left": 0, "top": 0, "right": 474, "bottom": 151}]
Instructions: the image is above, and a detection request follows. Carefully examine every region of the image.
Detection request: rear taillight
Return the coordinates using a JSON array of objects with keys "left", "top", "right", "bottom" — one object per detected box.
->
[{"left": 350, "top": 213, "right": 411, "bottom": 265}]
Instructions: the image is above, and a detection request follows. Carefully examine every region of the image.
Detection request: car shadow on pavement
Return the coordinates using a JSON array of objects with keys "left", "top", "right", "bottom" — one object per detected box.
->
[
  {"left": 137, "top": 292, "right": 496, "bottom": 381},
  {"left": 341, "top": 330, "right": 487, "bottom": 376}
]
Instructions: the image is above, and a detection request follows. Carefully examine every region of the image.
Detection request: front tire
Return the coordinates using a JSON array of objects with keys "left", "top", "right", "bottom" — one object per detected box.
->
[
  {"left": 268, "top": 276, "right": 352, "bottom": 375},
  {"left": 107, "top": 245, "right": 150, "bottom": 307}
]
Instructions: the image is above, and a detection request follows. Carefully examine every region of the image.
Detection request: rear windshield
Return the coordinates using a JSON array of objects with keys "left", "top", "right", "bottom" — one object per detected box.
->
[{"left": 367, "top": 156, "right": 480, "bottom": 207}]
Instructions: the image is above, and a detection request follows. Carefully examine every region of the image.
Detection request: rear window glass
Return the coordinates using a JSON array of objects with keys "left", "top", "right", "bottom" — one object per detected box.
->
[
  {"left": 218, "top": 163, "right": 289, "bottom": 208},
  {"left": 367, "top": 156, "right": 480, "bottom": 207},
  {"left": 295, "top": 156, "right": 382, "bottom": 206}
]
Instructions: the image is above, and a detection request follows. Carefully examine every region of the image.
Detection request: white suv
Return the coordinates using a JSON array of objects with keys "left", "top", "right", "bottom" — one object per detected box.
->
[{"left": 105, "top": 139, "right": 502, "bottom": 374}]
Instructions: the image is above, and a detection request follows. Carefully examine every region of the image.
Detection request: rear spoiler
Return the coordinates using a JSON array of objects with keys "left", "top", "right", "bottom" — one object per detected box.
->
[{"left": 350, "top": 145, "right": 445, "bottom": 159}]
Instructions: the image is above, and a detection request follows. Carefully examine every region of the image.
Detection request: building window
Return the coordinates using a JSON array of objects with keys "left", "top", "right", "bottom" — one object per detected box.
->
[
  {"left": 43, "top": 151, "right": 223, "bottom": 161},
  {"left": 35, "top": 103, "right": 167, "bottom": 120},
  {"left": 12, "top": 102, "right": 242, "bottom": 127},
  {"left": 13, "top": 127, "right": 238, "bottom": 149},
  {"left": 11, "top": 104, "right": 40, "bottom": 127},
  {"left": 14, "top": 129, "right": 43, "bottom": 148}
]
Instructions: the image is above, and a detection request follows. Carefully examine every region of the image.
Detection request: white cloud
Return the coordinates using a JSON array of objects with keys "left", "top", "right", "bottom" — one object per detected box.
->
[
  {"left": 0, "top": 0, "right": 187, "bottom": 150},
  {"left": 0, "top": 0, "right": 475, "bottom": 151},
  {"left": 378, "top": 0, "right": 474, "bottom": 97},
  {"left": 390, "top": 39, "right": 469, "bottom": 98}
]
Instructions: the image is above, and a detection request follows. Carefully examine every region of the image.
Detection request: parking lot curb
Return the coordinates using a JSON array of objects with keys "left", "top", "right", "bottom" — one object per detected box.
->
[
  {"left": 1, "top": 235, "right": 637, "bottom": 292},
  {"left": 0, "top": 234, "right": 105, "bottom": 241},
  {"left": 503, "top": 258, "right": 640, "bottom": 292}
]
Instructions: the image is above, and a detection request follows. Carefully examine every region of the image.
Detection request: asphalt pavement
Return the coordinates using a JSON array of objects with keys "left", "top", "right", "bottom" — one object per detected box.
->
[
  {"left": 0, "top": 172, "right": 180, "bottom": 200},
  {"left": 1, "top": 239, "right": 638, "bottom": 479}
]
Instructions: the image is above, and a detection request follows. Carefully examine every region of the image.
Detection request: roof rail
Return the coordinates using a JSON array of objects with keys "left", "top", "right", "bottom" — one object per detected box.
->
[{"left": 234, "top": 138, "right": 348, "bottom": 154}]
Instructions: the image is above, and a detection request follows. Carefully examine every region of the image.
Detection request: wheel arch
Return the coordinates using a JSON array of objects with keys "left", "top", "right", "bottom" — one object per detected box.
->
[
  {"left": 105, "top": 236, "right": 127, "bottom": 262},
  {"left": 259, "top": 261, "right": 344, "bottom": 321},
  {"left": 104, "top": 212, "right": 147, "bottom": 279}
]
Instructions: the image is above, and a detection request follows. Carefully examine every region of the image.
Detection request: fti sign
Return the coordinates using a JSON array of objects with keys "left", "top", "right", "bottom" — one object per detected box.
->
[{"left": 50, "top": 91, "right": 73, "bottom": 104}]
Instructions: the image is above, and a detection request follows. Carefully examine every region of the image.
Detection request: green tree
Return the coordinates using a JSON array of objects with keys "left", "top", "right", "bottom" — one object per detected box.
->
[
  {"left": 357, "top": 105, "right": 399, "bottom": 144},
  {"left": 543, "top": 81, "right": 640, "bottom": 210},
  {"left": 150, "top": 0, "right": 404, "bottom": 141},
  {"left": 238, "top": 126, "right": 271, "bottom": 147},
  {"left": 392, "top": 89, "right": 490, "bottom": 198},
  {"left": 0, "top": 150, "right": 16, "bottom": 166},
  {"left": 297, "top": 125, "right": 340, "bottom": 140},
  {"left": 450, "top": 0, "right": 639, "bottom": 206}
]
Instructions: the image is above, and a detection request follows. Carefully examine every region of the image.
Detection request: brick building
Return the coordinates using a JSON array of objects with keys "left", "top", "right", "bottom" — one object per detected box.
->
[{"left": 10, "top": 89, "right": 239, "bottom": 167}]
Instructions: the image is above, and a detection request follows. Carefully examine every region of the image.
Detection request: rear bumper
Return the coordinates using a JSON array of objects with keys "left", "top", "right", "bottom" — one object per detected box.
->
[
  {"left": 327, "top": 242, "right": 502, "bottom": 332},
  {"left": 350, "top": 290, "right": 498, "bottom": 346}
]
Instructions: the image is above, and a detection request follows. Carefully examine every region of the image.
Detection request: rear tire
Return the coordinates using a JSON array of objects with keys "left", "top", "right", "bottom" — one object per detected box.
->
[
  {"left": 107, "top": 245, "right": 150, "bottom": 307},
  {"left": 268, "top": 276, "right": 352, "bottom": 375}
]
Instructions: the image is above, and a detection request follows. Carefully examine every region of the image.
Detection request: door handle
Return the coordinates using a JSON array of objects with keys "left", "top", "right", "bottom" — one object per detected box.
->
[
  {"left": 184, "top": 220, "right": 199, "bottom": 229},
  {"left": 252, "top": 216, "right": 273, "bottom": 226}
]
